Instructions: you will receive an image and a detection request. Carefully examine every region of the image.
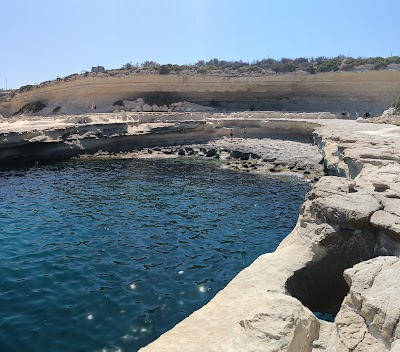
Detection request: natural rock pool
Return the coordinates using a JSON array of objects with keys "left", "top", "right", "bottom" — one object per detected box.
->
[{"left": 0, "top": 158, "right": 310, "bottom": 352}]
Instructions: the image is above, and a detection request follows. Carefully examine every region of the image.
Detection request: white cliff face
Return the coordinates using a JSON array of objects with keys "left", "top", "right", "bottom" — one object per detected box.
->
[{"left": 2, "top": 71, "right": 400, "bottom": 117}]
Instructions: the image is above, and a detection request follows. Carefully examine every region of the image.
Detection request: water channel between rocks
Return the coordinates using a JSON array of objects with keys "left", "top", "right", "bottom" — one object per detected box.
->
[{"left": 0, "top": 158, "right": 310, "bottom": 352}]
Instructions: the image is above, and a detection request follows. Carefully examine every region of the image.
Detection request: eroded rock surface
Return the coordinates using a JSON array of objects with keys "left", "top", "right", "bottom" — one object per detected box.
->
[
  {"left": 327, "top": 257, "right": 400, "bottom": 352},
  {"left": 139, "top": 120, "right": 400, "bottom": 352},
  {"left": 1, "top": 112, "right": 400, "bottom": 351}
]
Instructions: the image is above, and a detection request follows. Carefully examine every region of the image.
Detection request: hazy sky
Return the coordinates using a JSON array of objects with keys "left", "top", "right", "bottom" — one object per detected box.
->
[{"left": 2, "top": 0, "right": 399, "bottom": 89}]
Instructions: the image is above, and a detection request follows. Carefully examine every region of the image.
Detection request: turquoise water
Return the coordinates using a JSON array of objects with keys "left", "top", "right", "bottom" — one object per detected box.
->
[{"left": 0, "top": 158, "right": 310, "bottom": 352}]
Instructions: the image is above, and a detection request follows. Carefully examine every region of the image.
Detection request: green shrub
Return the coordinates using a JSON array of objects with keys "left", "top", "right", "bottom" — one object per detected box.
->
[
  {"left": 305, "top": 65, "right": 316, "bottom": 74},
  {"left": 315, "top": 60, "right": 340, "bottom": 73},
  {"left": 206, "top": 65, "right": 219, "bottom": 71},
  {"left": 387, "top": 56, "right": 400, "bottom": 64},
  {"left": 366, "top": 57, "right": 385, "bottom": 65},
  {"left": 293, "top": 57, "right": 309, "bottom": 64},
  {"left": 142, "top": 61, "right": 160, "bottom": 68},
  {"left": 238, "top": 65, "right": 262, "bottom": 73},
  {"left": 18, "top": 85, "right": 34, "bottom": 93},
  {"left": 159, "top": 64, "right": 186, "bottom": 75},
  {"left": 372, "top": 62, "right": 388, "bottom": 70},
  {"left": 159, "top": 65, "right": 171, "bottom": 75},
  {"left": 272, "top": 63, "right": 297, "bottom": 73}
]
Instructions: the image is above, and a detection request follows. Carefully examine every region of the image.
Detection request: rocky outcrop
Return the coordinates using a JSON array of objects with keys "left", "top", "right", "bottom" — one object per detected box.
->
[
  {"left": 1, "top": 71, "right": 400, "bottom": 117},
  {"left": 138, "top": 120, "right": 400, "bottom": 352},
  {"left": 1, "top": 112, "right": 400, "bottom": 351},
  {"left": 366, "top": 106, "right": 400, "bottom": 126},
  {"left": 12, "top": 101, "right": 46, "bottom": 115},
  {"left": 0, "top": 112, "right": 323, "bottom": 166},
  {"left": 327, "top": 257, "right": 400, "bottom": 351}
]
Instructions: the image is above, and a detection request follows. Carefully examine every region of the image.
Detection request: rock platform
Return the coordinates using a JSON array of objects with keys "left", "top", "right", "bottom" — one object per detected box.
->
[
  {"left": 136, "top": 119, "right": 400, "bottom": 352},
  {"left": 1, "top": 113, "right": 399, "bottom": 351}
]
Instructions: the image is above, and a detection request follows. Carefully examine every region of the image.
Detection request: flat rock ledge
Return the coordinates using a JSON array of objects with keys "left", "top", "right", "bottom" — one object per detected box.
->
[
  {"left": 1, "top": 114, "right": 400, "bottom": 351},
  {"left": 139, "top": 120, "right": 400, "bottom": 352}
]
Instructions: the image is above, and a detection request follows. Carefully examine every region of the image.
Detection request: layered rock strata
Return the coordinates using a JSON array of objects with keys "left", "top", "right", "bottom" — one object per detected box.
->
[
  {"left": 0, "top": 112, "right": 321, "bottom": 166},
  {"left": 2, "top": 71, "right": 400, "bottom": 117}
]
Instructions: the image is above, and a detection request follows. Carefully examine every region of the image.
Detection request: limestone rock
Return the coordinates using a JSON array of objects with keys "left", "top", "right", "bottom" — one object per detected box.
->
[
  {"left": 209, "top": 294, "right": 319, "bottom": 352},
  {"left": 327, "top": 256, "right": 400, "bottom": 352},
  {"left": 152, "top": 104, "right": 161, "bottom": 112},
  {"left": 142, "top": 104, "right": 153, "bottom": 112},
  {"left": 124, "top": 99, "right": 144, "bottom": 110},
  {"left": 171, "top": 101, "right": 215, "bottom": 112},
  {"left": 13, "top": 101, "right": 46, "bottom": 115},
  {"left": 311, "top": 192, "right": 381, "bottom": 227},
  {"left": 370, "top": 211, "right": 400, "bottom": 237}
]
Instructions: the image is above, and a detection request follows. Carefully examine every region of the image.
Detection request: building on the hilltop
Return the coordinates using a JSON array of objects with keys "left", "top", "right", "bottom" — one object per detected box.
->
[{"left": 91, "top": 66, "right": 105, "bottom": 73}]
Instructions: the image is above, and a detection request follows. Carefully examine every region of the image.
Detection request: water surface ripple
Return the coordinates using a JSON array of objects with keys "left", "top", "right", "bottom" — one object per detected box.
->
[{"left": 0, "top": 159, "right": 310, "bottom": 352}]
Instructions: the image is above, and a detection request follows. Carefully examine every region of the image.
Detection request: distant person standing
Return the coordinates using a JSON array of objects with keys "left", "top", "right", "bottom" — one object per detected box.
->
[
  {"left": 356, "top": 110, "right": 360, "bottom": 118},
  {"left": 91, "top": 102, "right": 96, "bottom": 113},
  {"left": 243, "top": 127, "right": 247, "bottom": 138},
  {"left": 230, "top": 128, "right": 233, "bottom": 139},
  {"left": 342, "top": 109, "right": 347, "bottom": 118},
  {"left": 363, "top": 110, "right": 367, "bottom": 118}
]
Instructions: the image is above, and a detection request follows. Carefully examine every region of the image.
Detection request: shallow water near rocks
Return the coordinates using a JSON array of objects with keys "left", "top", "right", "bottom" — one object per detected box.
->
[{"left": 0, "top": 158, "right": 310, "bottom": 352}]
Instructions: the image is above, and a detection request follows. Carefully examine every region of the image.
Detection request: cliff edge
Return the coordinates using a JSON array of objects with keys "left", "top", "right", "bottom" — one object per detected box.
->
[{"left": 138, "top": 119, "right": 400, "bottom": 352}]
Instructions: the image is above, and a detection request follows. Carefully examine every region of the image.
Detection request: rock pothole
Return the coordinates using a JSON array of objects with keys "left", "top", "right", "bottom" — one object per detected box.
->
[{"left": 285, "top": 228, "right": 377, "bottom": 317}]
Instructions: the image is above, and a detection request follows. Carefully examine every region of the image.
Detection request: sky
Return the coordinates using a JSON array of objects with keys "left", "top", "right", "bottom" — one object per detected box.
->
[{"left": 1, "top": 0, "right": 399, "bottom": 89}]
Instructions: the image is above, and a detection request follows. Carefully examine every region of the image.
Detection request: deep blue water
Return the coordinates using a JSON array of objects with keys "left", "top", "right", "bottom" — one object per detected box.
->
[{"left": 0, "top": 158, "right": 310, "bottom": 352}]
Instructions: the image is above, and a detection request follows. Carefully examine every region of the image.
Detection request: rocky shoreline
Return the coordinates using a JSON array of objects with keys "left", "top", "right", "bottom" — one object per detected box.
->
[
  {"left": 137, "top": 118, "right": 400, "bottom": 352},
  {"left": 77, "top": 136, "right": 324, "bottom": 180},
  {"left": 1, "top": 112, "right": 400, "bottom": 351}
]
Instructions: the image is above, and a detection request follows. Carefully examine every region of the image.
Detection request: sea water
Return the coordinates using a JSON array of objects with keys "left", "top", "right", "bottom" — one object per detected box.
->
[{"left": 0, "top": 158, "right": 310, "bottom": 352}]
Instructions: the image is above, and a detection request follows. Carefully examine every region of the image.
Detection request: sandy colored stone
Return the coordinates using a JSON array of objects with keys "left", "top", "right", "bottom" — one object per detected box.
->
[{"left": 328, "top": 257, "right": 400, "bottom": 352}]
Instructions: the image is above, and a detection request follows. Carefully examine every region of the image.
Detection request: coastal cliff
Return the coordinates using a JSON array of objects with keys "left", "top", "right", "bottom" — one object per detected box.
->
[
  {"left": 137, "top": 119, "right": 400, "bottom": 352},
  {"left": 1, "top": 111, "right": 400, "bottom": 351},
  {"left": 1, "top": 71, "right": 400, "bottom": 117}
]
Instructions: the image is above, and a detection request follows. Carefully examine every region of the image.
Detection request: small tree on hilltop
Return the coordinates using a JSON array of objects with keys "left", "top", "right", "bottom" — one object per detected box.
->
[{"left": 123, "top": 62, "right": 133, "bottom": 70}]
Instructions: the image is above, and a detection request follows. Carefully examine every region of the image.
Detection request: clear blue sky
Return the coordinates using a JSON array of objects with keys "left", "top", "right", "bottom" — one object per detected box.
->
[{"left": 2, "top": 0, "right": 399, "bottom": 89}]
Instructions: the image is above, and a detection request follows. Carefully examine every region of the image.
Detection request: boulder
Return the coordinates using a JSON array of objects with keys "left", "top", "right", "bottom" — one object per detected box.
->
[
  {"left": 142, "top": 104, "right": 153, "bottom": 112},
  {"left": 209, "top": 294, "right": 319, "bottom": 352},
  {"left": 370, "top": 211, "right": 400, "bottom": 238},
  {"left": 327, "top": 256, "right": 400, "bottom": 351},
  {"left": 124, "top": 99, "right": 144, "bottom": 110},
  {"left": 311, "top": 192, "right": 381, "bottom": 227},
  {"left": 13, "top": 101, "right": 46, "bottom": 115},
  {"left": 206, "top": 149, "right": 218, "bottom": 157},
  {"left": 152, "top": 104, "right": 161, "bottom": 112},
  {"left": 131, "top": 106, "right": 142, "bottom": 112}
]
